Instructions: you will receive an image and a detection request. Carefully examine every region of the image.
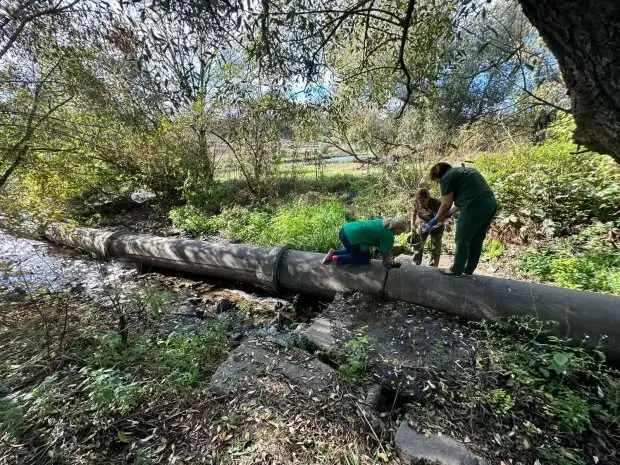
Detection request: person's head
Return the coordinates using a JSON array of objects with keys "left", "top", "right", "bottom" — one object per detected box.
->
[
  {"left": 416, "top": 188, "right": 431, "bottom": 207},
  {"left": 429, "top": 162, "right": 452, "bottom": 184},
  {"left": 383, "top": 218, "right": 408, "bottom": 235}
]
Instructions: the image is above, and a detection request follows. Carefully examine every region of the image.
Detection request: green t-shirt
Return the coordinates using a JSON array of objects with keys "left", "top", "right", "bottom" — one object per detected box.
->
[
  {"left": 440, "top": 167, "right": 494, "bottom": 208},
  {"left": 342, "top": 219, "right": 395, "bottom": 253}
]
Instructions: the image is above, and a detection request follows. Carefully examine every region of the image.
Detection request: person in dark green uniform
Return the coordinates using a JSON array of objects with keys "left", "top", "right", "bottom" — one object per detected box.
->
[
  {"left": 422, "top": 163, "right": 497, "bottom": 276},
  {"left": 410, "top": 188, "right": 445, "bottom": 267},
  {"left": 322, "top": 218, "right": 407, "bottom": 268}
]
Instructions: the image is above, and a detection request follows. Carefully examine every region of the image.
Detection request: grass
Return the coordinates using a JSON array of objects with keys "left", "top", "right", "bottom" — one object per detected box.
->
[
  {"left": 0, "top": 271, "right": 390, "bottom": 464},
  {"left": 171, "top": 196, "right": 350, "bottom": 252}
]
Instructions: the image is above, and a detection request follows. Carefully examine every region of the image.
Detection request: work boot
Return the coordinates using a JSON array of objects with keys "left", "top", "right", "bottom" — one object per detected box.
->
[{"left": 322, "top": 249, "right": 336, "bottom": 264}]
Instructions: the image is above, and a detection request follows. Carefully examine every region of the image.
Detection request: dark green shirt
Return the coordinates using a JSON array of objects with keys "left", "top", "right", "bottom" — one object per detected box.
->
[
  {"left": 342, "top": 219, "right": 395, "bottom": 253},
  {"left": 440, "top": 167, "right": 494, "bottom": 209}
]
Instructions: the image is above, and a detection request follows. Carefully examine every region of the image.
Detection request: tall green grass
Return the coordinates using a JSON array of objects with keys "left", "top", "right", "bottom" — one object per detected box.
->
[{"left": 170, "top": 198, "right": 348, "bottom": 252}]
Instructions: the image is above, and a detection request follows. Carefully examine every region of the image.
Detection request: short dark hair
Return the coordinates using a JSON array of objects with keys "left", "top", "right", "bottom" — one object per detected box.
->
[
  {"left": 429, "top": 162, "right": 452, "bottom": 181},
  {"left": 416, "top": 188, "right": 430, "bottom": 199}
]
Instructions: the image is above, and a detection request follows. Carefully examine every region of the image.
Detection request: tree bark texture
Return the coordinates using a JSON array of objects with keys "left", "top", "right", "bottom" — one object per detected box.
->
[{"left": 518, "top": 0, "right": 620, "bottom": 163}]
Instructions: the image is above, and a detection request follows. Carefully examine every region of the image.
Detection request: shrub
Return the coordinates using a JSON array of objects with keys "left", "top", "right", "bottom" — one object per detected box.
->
[
  {"left": 519, "top": 223, "right": 620, "bottom": 294},
  {"left": 475, "top": 121, "right": 620, "bottom": 235}
]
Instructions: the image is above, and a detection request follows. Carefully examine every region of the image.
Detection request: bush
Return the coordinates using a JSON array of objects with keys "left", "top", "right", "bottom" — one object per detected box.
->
[
  {"left": 475, "top": 121, "right": 620, "bottom": 235},
  {"left": 519, "top": 223, "right": 620, "bottom": 294}
]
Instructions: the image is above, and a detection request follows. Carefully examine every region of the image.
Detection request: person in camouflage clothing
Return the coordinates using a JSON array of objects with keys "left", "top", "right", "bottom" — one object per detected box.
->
[{"left": 410, "top": 188, "right": 444, "bottom": 267}]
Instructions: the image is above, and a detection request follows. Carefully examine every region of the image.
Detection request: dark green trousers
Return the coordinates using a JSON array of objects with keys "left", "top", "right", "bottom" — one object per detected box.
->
[{"left": 452, "top": 195, "right": 498, "bottom": 275}]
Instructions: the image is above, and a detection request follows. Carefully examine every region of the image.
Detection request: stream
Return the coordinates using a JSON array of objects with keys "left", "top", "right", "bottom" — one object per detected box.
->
[
  {"left": 0, "top": 229, "right": 323, "bottom": 333},
  {"left": 0, "top": 230, "right": 135, "bottom": 296}
]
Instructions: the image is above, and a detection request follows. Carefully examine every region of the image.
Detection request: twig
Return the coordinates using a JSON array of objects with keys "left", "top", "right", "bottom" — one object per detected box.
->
[{"left": 355, "top": 401, "right": 388, "bottom": 454}]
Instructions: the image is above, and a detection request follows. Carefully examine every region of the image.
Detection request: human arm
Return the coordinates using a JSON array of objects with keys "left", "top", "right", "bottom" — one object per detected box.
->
[
  {"left": 379, "top": 230, "right": 400, "bottom": 268},
  {"left": 423, "top": 193, "right": 454, "bottom": 231},
  {"left": 410, "top": 203, "right": 417, "bottom": 231},
  {"left": 382, "top": 252, "right": 401, "bottom": 269},
  {"left": 435, "top": 192, "right": 454, "bottom": 222}
]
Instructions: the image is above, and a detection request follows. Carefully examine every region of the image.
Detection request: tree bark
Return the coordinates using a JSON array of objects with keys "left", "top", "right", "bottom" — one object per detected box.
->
[
  {"left": 0, "top": 145, "right": 28, "bottom": 189},
  {"left": 518, "top": 0, "right": 620, "bottom": 163}
]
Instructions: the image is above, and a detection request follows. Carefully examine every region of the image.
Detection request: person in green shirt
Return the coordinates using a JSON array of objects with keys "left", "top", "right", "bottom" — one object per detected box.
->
[
  {"left": 322, "top": 218, "right": 407, "bottom": 268},
  {"left": 422, "top": 162, "right": 498, "bottom": 276}
]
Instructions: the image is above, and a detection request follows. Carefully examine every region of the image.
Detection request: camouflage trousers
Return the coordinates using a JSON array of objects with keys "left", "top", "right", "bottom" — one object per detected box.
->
[{"left": 412, "top": 229, "right": 443, "bottom": 267}]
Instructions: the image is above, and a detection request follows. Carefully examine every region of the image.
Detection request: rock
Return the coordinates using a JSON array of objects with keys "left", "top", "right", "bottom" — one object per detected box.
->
[
  {"left": 187, "top": 297, "right": 204, "bottom": 306},
  {"left": 302, "top": 317, "right": 336, "bottom": 349},
  {"left": 215, "top": 298, "right": 233, "bottom": 313},
  {"left": 210, "top": 338, "right": 336, "bottom": 395},
  {"left": 177, "top": 304, "right": 197, "bottom": 314},
  {"left": 230, "top": 332, "right": 244, "bottom": 342},
  {"left": 394, "top": 422, "right": 487, "bottom": 465},
  {"left": 365, "top": 384, "right": 385, "bottom": 410}
]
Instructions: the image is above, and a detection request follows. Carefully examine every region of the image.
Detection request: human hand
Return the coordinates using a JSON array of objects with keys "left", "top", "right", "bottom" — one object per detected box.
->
[{"left": 421, "top": 218, "right": 437, "bottom": 232}]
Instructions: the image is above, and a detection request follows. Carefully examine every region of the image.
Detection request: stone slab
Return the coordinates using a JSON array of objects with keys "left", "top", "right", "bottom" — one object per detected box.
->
[
  {"left": 395, "top": 422, "right": 487, "bottom": 465},
  {"left": 210, "top": 338, "right": 336, "bottom": 395}
]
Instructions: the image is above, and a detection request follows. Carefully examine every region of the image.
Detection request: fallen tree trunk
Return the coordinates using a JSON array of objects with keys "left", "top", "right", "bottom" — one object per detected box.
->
[{"left": 45, "top": 223, "right": 620, "bottom": 360}]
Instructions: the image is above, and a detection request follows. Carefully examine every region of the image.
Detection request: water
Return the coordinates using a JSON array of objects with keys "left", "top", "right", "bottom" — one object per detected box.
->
[
  {"left": 284, "top": 154, "right": 370, "bottom": 167},
  {"left": 0, "top": 230, "right": 135, "bottom": 295}
]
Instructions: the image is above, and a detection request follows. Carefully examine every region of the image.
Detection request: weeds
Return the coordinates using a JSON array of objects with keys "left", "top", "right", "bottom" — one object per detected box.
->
[
  {"left": 519, "top": 223, "right": 620, "bottom": 294},
  {"left": 406, "top": 315, "right": 620, "bottom": 465},
  {"left": 482, "top": 239, "right": 506, "bottom": 260},
  {"left": 337, "top": 329, "right": 375, "bottom": 382}
]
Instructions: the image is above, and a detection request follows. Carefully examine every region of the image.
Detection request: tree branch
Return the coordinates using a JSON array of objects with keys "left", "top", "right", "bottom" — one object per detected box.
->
[{"left": 395, "top": 0, "right": 416, "bottom": 118}]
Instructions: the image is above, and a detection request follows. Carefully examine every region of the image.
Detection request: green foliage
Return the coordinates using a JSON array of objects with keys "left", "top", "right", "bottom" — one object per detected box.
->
[
  {"left": 409, "top": 315, "right": 620, "bottom": 465},
  {"left": 482, "top": 239, "right": 506, "bottom": 260},
  {"left": 0, "top": 401, "right": 27, "bottom": 443},
  {"left": 80, "top": 324, "right": 231, "bottom": 388},
  {"left": 169, "top": 204, "right": 219, "bottom": 235},
  {"left": 86, "top": 369, "right": 143, "bottom": 414},
  {"left": 475, "top": 124, "right": 620, "bottom": 235},
  {"left": 170, "top": 198, "right": 348, "bottom": 252},
  {"left": 519, "top": 223, "right": 620, "bottom": 294},
  {"left": 338, "top": 330, "right": 374, "bottom": 381}
]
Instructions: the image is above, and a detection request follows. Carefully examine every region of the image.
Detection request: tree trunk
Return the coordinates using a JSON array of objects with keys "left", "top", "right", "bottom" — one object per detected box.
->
[
  {"left": 518, "top": 0, "right": 620, "bottom": 163},
  {"left": 0, "top": 145, "right": 28, "bottom": 190},
  {"left": 198, "top": 126, "right": 213, "bottom": 183}
]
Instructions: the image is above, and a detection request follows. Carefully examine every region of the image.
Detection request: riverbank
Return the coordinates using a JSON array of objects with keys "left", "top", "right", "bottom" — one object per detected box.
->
[{"left": 2, "top": 228, "right": 620, "bottom": 464}]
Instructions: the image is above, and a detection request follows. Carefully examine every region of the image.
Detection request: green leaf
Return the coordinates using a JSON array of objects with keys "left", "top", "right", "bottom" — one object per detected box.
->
[
  {"left": 539, "top": 367, "right": 550, "bottom": 378},
  {"left": 553, "top": 353, "right": 569, "bottom": 366},
  {"left": 117, "top": 431, "right": 130, "bottom": 443}
]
